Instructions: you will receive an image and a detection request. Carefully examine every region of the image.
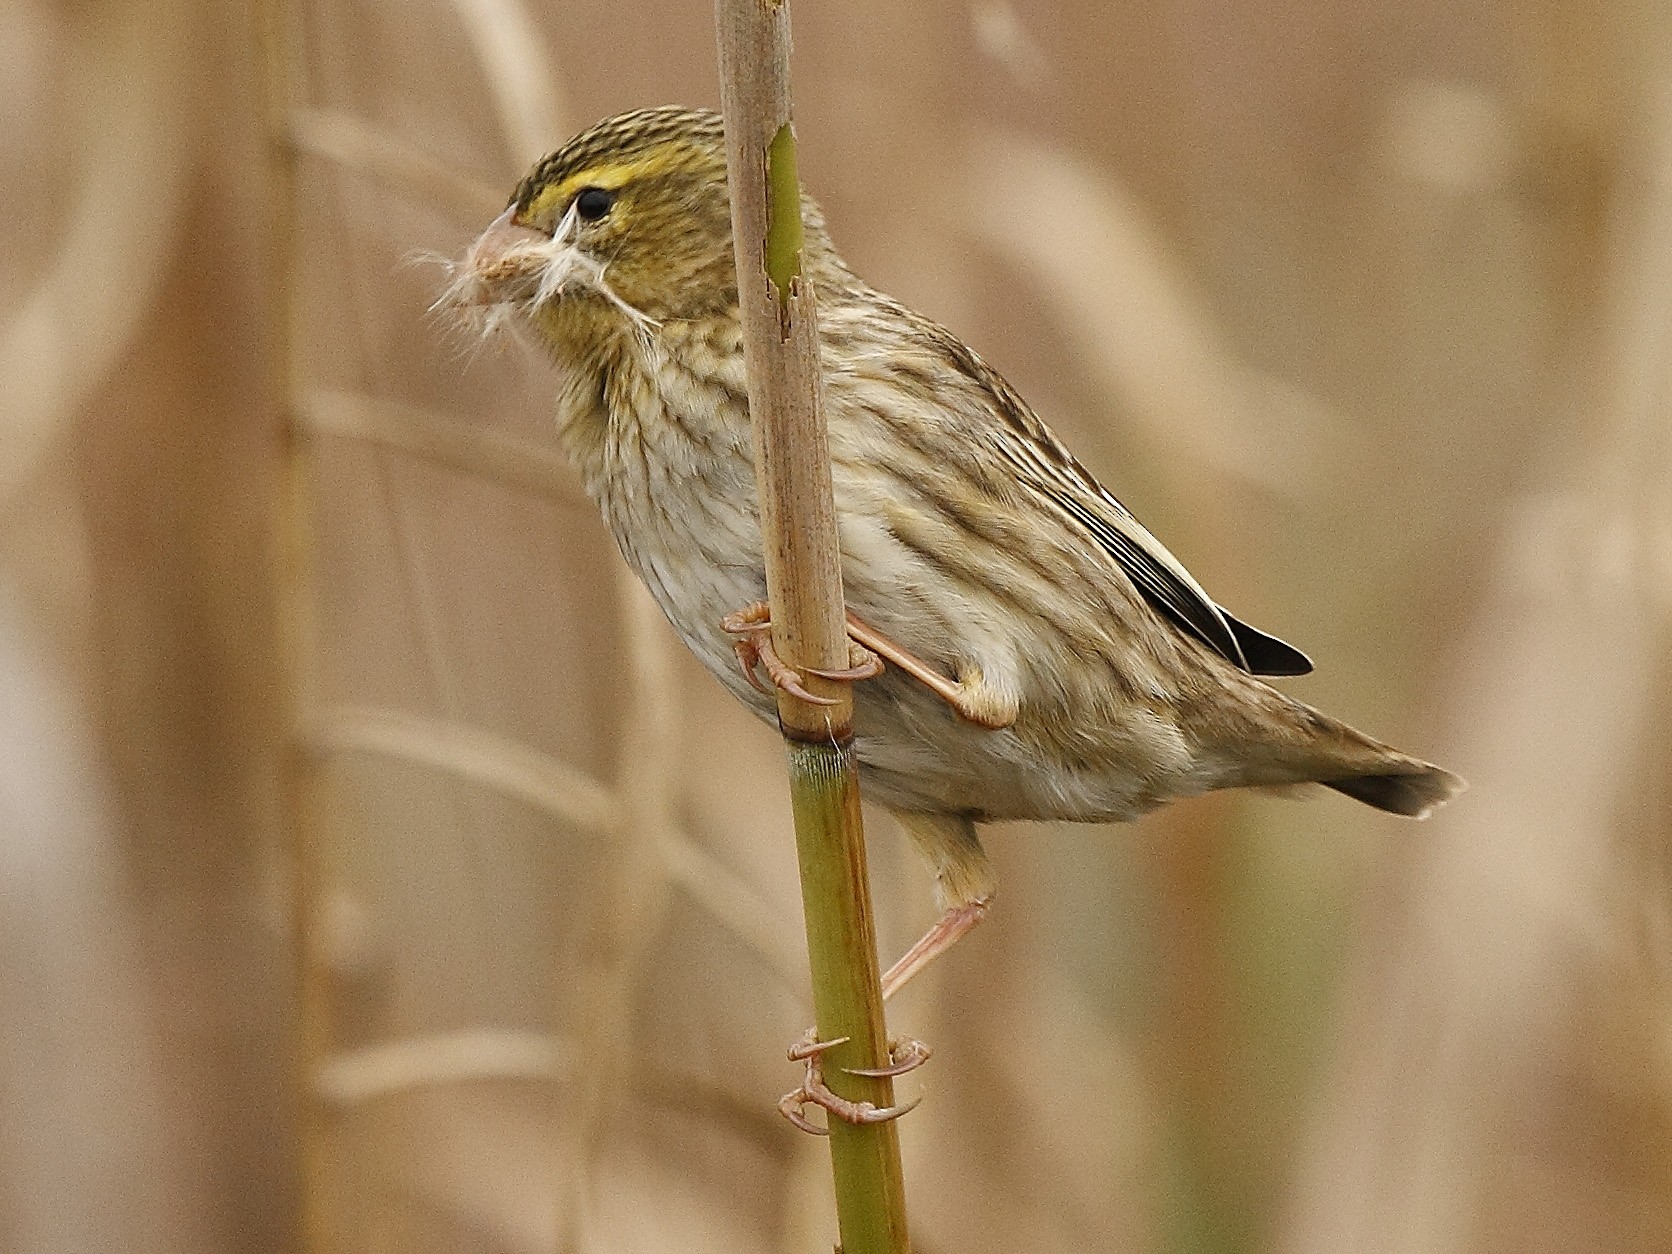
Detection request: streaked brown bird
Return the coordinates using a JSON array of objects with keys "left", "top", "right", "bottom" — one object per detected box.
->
[{"left": 442, "top": 104, "right": 1463, "bottom": 1072}]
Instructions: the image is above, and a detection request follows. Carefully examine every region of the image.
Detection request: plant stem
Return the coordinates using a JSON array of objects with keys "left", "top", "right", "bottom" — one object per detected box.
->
[
  {"left": 785, "top": 741, "right": 912, "bottom": 1251},
  {"left": 256, "top": 0, "right": 331, "bottom": 1249},
  {"left": 714, "top": 2, "right": 913, "bottom": 1251}
]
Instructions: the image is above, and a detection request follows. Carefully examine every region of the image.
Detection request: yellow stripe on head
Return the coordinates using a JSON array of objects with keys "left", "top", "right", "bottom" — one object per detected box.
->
[
  {"left": 512, "top": 106, "right": 727, "bottom": 221},
  {"left": 524, "top": 143, "right": 717, "bottom": 224}
]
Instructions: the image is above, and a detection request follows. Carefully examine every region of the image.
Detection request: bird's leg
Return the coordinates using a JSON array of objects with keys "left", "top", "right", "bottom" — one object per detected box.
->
[
  {"left": 880, "top": 898, "right": 991, "bottom": 1000},
  {"left": 839, "top": 611, "right": 1018, "bottom": 730},
  {"left": 721, "top": 601, "right": 882, "bottom": 706},
  {"left": 881, "top": 812, "right": 996, "bottom": 1000},
  {"left": 778, "top": 1030, "right": 925, "bottom": 1135}
]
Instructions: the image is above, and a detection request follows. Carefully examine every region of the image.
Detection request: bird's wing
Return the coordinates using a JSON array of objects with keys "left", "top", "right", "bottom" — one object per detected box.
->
[
  {"left": 940, "top": 331, "right": 1314, "bottom": 678},
  {"left": 1040, "top": 476, "right": 1313, "bottom": 676}
]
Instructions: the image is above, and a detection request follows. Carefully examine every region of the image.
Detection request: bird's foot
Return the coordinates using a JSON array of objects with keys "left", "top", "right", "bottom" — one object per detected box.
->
[
  {"left": 721, "top": 601, "right": 882, "bottom": 706},
  {"left": 778, "top": 1030, "right": 927, "bottom": 1136},
  {"left": 720, "top": 602, "right": 1017, "bottom": 728}
]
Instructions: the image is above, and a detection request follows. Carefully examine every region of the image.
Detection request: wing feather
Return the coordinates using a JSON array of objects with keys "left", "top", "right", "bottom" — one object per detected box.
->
[{"left": 928, "top": 327, "right": 1313, "bottom": 677}]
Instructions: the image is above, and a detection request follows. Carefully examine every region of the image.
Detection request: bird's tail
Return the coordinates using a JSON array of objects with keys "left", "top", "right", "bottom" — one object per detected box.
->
[
  {"left": 1214, "top": 686, "right": 1466, "bottom": 819},
  {"left": 1322, "top": 761, "right": 1464, "bottom": 818}
]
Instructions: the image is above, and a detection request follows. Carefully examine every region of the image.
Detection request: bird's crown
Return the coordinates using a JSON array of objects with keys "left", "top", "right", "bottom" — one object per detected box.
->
[{"left": 511, "top": 106, "right": 727, "bottom": 230}]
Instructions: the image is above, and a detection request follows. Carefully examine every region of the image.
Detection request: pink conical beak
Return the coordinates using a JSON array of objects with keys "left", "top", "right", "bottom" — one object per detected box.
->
[
  {"left": 446, "top": 205, "right": 553, "bottom": 306},
  {"left": 467, "top": 205, "right": 548, "bottom": 270}
]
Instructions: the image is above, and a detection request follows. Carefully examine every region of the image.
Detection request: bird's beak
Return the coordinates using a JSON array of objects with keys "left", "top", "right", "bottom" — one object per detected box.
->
[
  {"left": 468, "top": 205, "right": 549, "bottom": 267},
  {"left": 448, "top": 205, "right": 554, "bottom": 307}
]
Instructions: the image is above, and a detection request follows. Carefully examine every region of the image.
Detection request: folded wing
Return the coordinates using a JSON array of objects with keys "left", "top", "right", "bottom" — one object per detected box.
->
[{"left": 944, "top": 331, "right": 1314, "bottom": 678}]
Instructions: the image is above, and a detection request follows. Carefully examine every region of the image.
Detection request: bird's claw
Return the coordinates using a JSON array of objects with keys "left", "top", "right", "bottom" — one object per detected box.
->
[
  {"left": 722, "top": 602, "right": 883, "bottom": 705},
  {"left": 844, "top": 1035, "right": 932, "bottom": 1078},
  {"left": 805, "top": 649, "right": 884, "bottom": 683},
  {"left": 778, "top": 1029, "right": 924, "bottom": 1135}
]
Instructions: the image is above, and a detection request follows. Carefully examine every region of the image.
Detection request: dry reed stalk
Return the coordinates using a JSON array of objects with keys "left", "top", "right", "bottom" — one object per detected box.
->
[
  {"left": 0, "top": 0, "right": 191, "bottom": 504},
  {"left": 256, "top": 1, "right": 331, "bottom": 1250},
  {"left": 298, "top": 392, "right": 810, "bottom": 985},
  {"left": 316, "top": 1029, "right": 572, "bottom": 1106},
  {"left": 446, "top": 0, "right": 569, "bottom": 166},
  {"left": 287, "top": 107, "right": 503, "bottom": 221},
  {"left": 1281, "top": 38, "right": 1670, "bottom": 1254},
  {"left": 306, "top": 703, "right": 619, "bottom": 834},
  {"left": 278, "top": 22, "right": 812, "bottom": 1240},
  {"left": 411, "top": 11, "right": 715, "bottom": 1243},
  {"left": 716, "top": 2, "right": 911, "bottom": 1251},
  {"left": 310, "top": 686, "right": 805, "bottom": 993},
  {"left": 965, "top": 126, "right": 1323, "bottom": 499},
  {"left": 296, "top": 390, "right": 587, "bottom": 506},
  {"left": 553, "top": 571, "right": 683, "bottom": 1254}
]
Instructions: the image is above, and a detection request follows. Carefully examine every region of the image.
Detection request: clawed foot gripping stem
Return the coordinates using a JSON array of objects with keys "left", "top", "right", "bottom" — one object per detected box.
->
[
  {"left": 721, "top": 601, "right": 1017, "bottom": 728},
  {"left": 721, "top": 601, "right": 882, "bottom": 706},
  {"left": 778, "top": 1030, "right": 932, "bottom": 1135}
]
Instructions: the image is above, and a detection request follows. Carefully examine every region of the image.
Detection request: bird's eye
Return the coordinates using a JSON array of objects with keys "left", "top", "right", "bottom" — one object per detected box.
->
[{"left": 574, "top": 187, "right": 615, "bottom": 222}]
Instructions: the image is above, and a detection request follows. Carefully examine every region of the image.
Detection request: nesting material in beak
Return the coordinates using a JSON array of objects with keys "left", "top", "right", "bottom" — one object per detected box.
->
[
  {"left": 433, "top": 202, "right": 660, "bottom": 338},
  {"left": 446, "top": 205, "right": 554, "bottom": 308}
]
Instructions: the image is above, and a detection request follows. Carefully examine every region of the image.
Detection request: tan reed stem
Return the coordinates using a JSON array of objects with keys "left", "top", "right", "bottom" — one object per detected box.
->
[
  {"left": 257, "top": 1, "right": 331, "bottom": 1249},
  {"left": 714, "top": 2, "right": 912, "bottom": 1251}
]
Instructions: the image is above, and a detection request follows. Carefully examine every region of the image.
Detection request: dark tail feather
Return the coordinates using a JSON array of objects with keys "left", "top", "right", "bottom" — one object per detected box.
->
[{"left": 1325, "top": 765, "right": 1465, "bottom": 818}]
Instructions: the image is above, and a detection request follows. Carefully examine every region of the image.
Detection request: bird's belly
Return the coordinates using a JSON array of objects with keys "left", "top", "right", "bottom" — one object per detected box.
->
[
  {"left": 846, "top": 669, "right": 1191, "bottom": 823},
  {"left": 594, "top": 454, "right": 1196, "bottom": 824}
]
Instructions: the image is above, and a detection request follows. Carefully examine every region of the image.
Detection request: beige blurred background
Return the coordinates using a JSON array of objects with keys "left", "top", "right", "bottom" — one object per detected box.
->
[{"left": 5, "top": 1, "right": 1672, "bottom": 1251}]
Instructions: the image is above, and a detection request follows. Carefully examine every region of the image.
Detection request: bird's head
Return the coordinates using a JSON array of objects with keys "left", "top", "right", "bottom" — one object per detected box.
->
[{"left": 442, "top": 106, "right": 805, "bottom": 346}]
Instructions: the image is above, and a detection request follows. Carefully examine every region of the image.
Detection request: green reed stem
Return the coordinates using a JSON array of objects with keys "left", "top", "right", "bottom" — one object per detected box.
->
[{"left": 786, "top": 740, "right": 911, "bottom": 1252}]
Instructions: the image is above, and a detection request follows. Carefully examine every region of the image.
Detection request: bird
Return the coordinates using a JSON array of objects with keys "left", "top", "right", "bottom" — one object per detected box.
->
[{"left": 439, "top": 104, "right": 1464, "bottom": 1114}]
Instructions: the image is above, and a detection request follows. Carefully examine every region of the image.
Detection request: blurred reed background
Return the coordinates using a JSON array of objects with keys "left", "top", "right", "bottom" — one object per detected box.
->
[{"left": 4, "top": 1, "right": 1672, "bottom": 1251}]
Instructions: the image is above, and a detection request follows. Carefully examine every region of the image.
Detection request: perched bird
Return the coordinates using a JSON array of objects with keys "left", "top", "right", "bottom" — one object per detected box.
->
[{"left": 441, "top": 105, "right": 1463, "bottom": 1017}]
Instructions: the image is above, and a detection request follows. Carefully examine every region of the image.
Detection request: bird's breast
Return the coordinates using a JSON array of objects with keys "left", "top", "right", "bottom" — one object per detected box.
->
[{"left": 553, "top": 334, "right": 778, "bottom": 707}]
